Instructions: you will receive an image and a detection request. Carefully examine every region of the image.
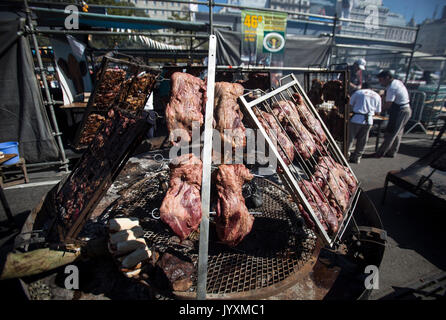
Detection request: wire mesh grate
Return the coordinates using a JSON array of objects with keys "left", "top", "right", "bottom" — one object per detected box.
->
[{"left": 105, "top": 170, "right": 317, "bottom": 294}]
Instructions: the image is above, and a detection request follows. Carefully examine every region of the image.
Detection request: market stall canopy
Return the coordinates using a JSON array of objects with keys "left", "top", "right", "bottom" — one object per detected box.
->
[{"left": 31, "top": 6, "right": 209, "bottom": 32}]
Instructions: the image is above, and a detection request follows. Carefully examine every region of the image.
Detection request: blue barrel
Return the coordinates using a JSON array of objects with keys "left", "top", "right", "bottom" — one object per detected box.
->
[{"left": 0, "top": 141, "right": 19, "bottom": 165}]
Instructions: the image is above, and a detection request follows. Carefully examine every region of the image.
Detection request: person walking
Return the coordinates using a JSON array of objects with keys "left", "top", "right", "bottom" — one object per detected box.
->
[
  {"left": 347, "top": 82, "right": 382, "bottom": 164},
  {"left": 373, "top": 70, "right": 412, "bottom": 158}
]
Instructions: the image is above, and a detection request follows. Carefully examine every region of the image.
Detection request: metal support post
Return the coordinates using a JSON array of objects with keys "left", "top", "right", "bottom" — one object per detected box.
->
[
  {"left": 24, "top": 0, "right": 69, "bottom": 172},
  {"left": 197, "top": 35, "right": 216, "bottom": 300}
]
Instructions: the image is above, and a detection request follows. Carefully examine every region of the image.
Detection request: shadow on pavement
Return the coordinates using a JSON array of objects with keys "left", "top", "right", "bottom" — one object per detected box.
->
[
  {"left": 397, "top": 138, "right": 434, "bottom": 158},
  {"left": 365, "top": 186, "right": 446, "bottom": 272}
]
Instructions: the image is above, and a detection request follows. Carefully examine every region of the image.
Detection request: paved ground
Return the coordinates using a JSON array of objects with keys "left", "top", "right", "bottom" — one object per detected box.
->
[
  {"left": 0, "top": 132, "right": 445, "bottom": 299},
  {"left": 349, "top": 133, "right": 446, "bottom": 299}
]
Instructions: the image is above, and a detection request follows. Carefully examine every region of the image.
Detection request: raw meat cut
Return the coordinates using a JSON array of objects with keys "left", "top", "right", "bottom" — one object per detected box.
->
[
  {"left": 271, "top": 100, "right": 317, "bottom": 160},
  {"left": 299, "top": 180, "right": 340, "bottom": 233},
  {"left": 317, "top": 156, "right": 357, "bottom": 193},
  {"left": 213, "top": 164, "right": 254, "bottom": 247},
  {"left": 292, "top": 93, "right": 327, "bottom": 145},
  {"left": 254, "top": 109, "right": 295, "bottom": 166},
  {"left": 159, "top": 153, "right": 203, "bottom": 240},
  {"left": 165, "top": 72, "right": 207, "bottom": 146},
  {"left": 214, "top": 82, "right": 246, "bottom": 151},
  {"left": 313, "top": 156, "right": 355, "bottom": 216}
]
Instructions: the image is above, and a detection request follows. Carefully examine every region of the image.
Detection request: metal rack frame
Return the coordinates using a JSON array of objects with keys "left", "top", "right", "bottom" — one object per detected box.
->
[
  {"left": 303, "top": 69, "right": 350, "bottom": 157},
  {"left": 239, "top": 74, "right": 361, "bottom": 247},
  {"left": 72, "top": 55, "right": 159, "bottom": 150}
]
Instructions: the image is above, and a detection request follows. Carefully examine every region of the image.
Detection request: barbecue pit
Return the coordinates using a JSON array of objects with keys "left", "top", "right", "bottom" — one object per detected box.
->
[{"left": 10, "top": 67, "right": 385, "bottom": 300}]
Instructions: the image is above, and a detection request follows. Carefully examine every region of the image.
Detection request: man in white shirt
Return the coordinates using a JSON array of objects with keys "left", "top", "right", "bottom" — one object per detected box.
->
[
  {"left": 374, "top": 70, "right": 412, "bottom": 158},
  {"left": 347, "top": 83, "right": 382, "bottom": 163}
]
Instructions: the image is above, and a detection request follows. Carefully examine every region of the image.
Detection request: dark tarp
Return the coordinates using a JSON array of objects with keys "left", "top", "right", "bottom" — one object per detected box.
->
[
  {"left": 0, "top": 12, "right": 60, "bottom": 164},
  {"left": 215, "top": 29, "right": 332, "bottom": 68}
]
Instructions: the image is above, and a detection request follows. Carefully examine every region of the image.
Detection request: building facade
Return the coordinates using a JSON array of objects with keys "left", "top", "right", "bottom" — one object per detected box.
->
[{"left": 125, "top": 0, "right": 190, "bottom": 20}]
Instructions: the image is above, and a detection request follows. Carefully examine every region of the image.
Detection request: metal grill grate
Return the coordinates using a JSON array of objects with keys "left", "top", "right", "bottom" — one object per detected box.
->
[
  {"left": 239, "top": 74, "right": 361, "bottom": 247},
  {"left": 105, "top": 170, "right": 317, "bottom": 295}
]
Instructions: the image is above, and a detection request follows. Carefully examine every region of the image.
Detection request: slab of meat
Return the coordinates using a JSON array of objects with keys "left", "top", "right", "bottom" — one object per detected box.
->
[
  {"left": 165, "top": 72, "right": 206, "bottom": 145},
  {"left": 299, "top": 180, "right": 340, "bottom": 234},
  {"left": 308, "top": 79, "right": 324, "bottom": 106},
  {"left": 318, "top": 156, "right": 357, "bottom": 193},
  {"left": 159, "top": 153, "right": 203, "bottom": 240},
  {"left": 78, "top": 113, "right": 105, "bottom": 146},
  {"left": 214, "top": 82, "right": 246, "bottom": 151},
  {"left": 155, "top": 253, "right": 195, "bottom": 292},
  {"left": 314, "top": 156, "right": 353, "bottom": 216},
  {"left": 254, "top": 109, "right": 295, "bottom": 166},
  {"left": 292, "top": 93, "right": 327, "bottom": 145},
  {"left": 213, "top": 164, "right": 254, "bottom": 247},
  {"left": 271, "top": 100, "right": 317, "bottom": 160}
]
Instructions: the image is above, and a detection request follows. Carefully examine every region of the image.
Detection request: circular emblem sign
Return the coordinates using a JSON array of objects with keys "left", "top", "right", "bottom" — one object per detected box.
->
[{"left": 263, "top": 32, "right": 285, "bottom": 53}]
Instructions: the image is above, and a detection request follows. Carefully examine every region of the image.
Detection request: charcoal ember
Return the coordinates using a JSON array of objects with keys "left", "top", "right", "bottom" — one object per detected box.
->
[
  {"left": 79, "top": 113, "right": 106, "bottom": 146},
  {"left": 155, "top": 253, "right": 195, "bottom": 291},
  {"left": 93, "top": 69, "right": 126, "bottom": 110}
]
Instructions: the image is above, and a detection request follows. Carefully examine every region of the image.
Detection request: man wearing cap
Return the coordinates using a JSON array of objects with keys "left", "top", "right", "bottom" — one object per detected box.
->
[
  {"left": 347, "top": 82, "right": 382, "bottom": 164},
  {"left": 348, "top": 59, "right": 366, "bottom": 95},
  {"left": 373, "top": 70, "right": 412, "bottom": 158}
]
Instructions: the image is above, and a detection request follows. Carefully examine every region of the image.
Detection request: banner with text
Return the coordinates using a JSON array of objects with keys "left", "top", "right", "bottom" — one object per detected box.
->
[{"left": 241, "top": 10, "right": 287, "bottom": 86}]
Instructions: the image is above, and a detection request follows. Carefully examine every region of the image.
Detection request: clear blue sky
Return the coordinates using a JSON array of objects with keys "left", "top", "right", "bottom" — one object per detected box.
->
[{"left": 382, "top": 0, "right": 446, "bottom": 24}]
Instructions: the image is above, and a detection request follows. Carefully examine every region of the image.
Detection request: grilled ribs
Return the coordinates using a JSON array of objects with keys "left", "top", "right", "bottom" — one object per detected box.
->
[
  {"left": 299, "top": 180, "right": 340, "bottom": 233},
  {"left": 314, "top": 156, "right": 356, "bottom": 217},
  {"left": 160, "top": 153, "right": 203, "bottom": 240},
  {"left": 254, "top": 109, "right": 295, "bottom": 166},
  {"left": 165, "top": 72, "right": 207, "bottom": 146},
  {"left": 214, "top": 82, "right": 246, "bottom": 152},
  {"left": 292, "top": 93, "right": 327, "bottom": 145},
  {"left": 213, "top": 164, "right": 254, "bottom": 247},
  {"left": 272, "top": 100, "right": 317, "bottom": 160}
]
